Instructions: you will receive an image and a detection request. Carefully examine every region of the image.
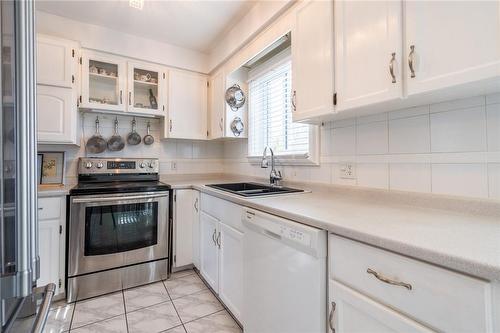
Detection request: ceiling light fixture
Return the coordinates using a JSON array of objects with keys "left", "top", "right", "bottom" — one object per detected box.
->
[{"left": 129, "top": 0, "right": 144, "bottom": 10}]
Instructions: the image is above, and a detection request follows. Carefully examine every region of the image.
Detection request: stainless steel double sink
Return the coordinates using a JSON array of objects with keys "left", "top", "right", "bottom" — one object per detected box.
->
[{"left": 206, "top": 182, "right": 304, "bottom": 197}]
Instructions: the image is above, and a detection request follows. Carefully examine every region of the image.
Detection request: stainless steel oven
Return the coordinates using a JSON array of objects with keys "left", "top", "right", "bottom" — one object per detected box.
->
[{"left": 67, "top": 158, "right": 171, "bottom": 302}]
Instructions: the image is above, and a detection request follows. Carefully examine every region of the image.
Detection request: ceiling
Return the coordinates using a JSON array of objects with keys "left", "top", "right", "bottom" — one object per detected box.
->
[{"left": 36, "top": 0, "right": 256, "bottom": 53}]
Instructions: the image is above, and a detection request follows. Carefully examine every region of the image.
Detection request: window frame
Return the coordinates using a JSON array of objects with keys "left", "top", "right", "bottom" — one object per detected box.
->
[{"left": 246, "top": 48, "right": 319, "bottom": 166}]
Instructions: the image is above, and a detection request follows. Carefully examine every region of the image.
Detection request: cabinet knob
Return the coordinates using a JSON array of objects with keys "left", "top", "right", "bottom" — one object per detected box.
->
[{"left": 291, "top": 90, "right": 297, "bottom": 111}]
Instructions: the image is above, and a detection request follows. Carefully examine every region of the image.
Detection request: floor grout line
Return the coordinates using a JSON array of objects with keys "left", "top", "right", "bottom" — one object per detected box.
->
[{"left": 122, "top": 290, "right": 130, "bottom": 333}]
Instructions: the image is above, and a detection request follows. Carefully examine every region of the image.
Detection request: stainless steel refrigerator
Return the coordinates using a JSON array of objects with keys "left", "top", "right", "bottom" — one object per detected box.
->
[{"left": 1, "top": 1, "right": 55, "bottom": 332}]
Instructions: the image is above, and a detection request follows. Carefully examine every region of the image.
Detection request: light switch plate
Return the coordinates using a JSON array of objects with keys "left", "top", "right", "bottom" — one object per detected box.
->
[{"left": 339, "top": 163, "right": 356, "bottom": 179}]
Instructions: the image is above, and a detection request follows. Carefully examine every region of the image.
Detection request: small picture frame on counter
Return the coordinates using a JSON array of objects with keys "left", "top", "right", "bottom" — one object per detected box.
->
[{"left": 39, "top": 152, "right": 65, "bottom": 185}]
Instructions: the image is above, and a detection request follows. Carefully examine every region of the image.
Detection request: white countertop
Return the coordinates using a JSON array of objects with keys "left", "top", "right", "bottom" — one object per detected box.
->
[{"left": 162, "top": 174, "right": 500, "bottom": 282}]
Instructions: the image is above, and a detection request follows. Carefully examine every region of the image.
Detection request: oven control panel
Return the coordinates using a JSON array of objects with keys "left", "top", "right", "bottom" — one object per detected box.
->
[{"left": 79, "top": 158, "right": 159, "bottom": 174}]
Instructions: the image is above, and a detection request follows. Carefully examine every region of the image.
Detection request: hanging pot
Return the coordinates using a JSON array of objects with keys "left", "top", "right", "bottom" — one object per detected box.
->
[
  {"left": 86, "top": 116, "right": 107, "bottom": 154},
  {"left": 225, "top": 84, "right": 246, "bottom": 111},
  {"left": 127, "top": 117, "right": 142, "bottom": 145},
  {"left": 107, "top": 117, "right": 125, "bottom": 151},
  {"left": 143, "top": 121, "right": 154, "bottom": 145}
]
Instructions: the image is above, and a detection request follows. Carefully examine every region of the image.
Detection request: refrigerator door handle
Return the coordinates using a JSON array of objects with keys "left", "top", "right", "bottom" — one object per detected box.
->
[{"left": 31, "top": 283, "right": 56, "bottom": 333}]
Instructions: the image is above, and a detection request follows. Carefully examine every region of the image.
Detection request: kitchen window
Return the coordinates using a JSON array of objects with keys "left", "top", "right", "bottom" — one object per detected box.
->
[{"left": 247, "top": 48, "right": 318, "bottom": 165}]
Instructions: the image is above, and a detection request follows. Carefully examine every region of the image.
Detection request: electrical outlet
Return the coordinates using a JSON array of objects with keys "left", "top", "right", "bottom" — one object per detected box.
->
[
  {"left": 171, "top": 161, "right": 177, "bottom": 170},
  {"left": 339, "top": 163, "right": 356, "bottom": 179}
]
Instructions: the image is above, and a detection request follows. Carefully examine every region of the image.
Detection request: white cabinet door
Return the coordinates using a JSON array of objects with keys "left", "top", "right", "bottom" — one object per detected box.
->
[
  {"left": 37, "top": 85, "right": 78, "bottom": 145},
  {"left": 209, "top": 70, "right": 225, "bottom": 139},
  {"left": 39, "top": 219, "right": 60, "bottom": 294},
  {"left": 174, "top": 189, "right": 195, "bottom": 268},
  {"left": 329, "top": 280, "right": 434, "bottom": 333},
  {"left": 192, "top": 191, "right": 201, "bottom": 268},
  {"left": 218, "top": 222, "right": 243, "bottom": 322},
  {"left": 80, "top": 51, "right": 127, "bottom": 112},
  {"left": 335, "top": 1, "right": 403, "bottom": 111},
  {"left": 37, "top": 35, "right": 77, "bottom": 88},
  {"left": 200, "top": 211, "right": 219, "bottom": 291},
  {"left": 292, "top": 0, "right": 335, "bottom": 121},
  {"left": 405, "top": 1, "right": 500, "bottom": 96},
  {"left": 127, "top": 61, "right": 167, "bottom": 116},
  {"left": 167, "top": 70, "right": 208, "bottom": 140}
]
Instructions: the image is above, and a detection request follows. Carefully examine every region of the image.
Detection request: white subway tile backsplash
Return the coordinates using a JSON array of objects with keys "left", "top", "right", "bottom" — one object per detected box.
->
[
  {"left": 389, "top": 163, "right": 431, "bottom": 193},
  {"left": 357, "top": 163, "right": 389, "bottom": 189},
  {"left": 429, "top": 95, "right": 485, "bottom": 113},
  {"left": 486, "top": 93, "right": 500, "bottom": 105},
  {"left": 356, "top": 121, "right": 388, "bottom": 155},
  {"left": 176, "top": 141, "right": 193, "bottom": 159},
  {"left": 487, "top": 104, "right": 500, "bottom": 151},
  {"left": 332, "top": 118, "right": 356, "bottom": 129},
  {"left": 431, "top": 164, "right": 488, "bottom": 198},
  {"left": 389, "top": 115, "right": 430, "bottom": 153},
  {"left": 332, "top": 126, "right": 356, "bottom": 155},
  {"left": 309, "top": 164, "right": 332, "bottom": 184},
  {"left": 389, "top": 105, "right": 429, "bottom": 120},
  {"left": 320, "top": 127, "right": 332, "bottom": 157},
  {"left": 357, "top": 112, "right": 387, "bottom": 125},
  {"left": 488, "top": 164, "right": 500, "bottom": 199},
  {"left": 430, "top": 107, "right": 487, "bottom": 152}
]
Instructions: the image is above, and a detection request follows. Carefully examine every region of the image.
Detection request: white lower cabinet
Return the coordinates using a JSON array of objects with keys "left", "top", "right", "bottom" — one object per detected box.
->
[
  {"left": 200, "top": 211, "right": 219, "bottom": 290},
  {"left": 199, "top": 194, "right": 244, "bottom": 323},
  {"left": 329, "top": 234, "right": 495, "bottom": 333},
  {"left": 38, "top": 195, "right": 66, "bottom": 296},
  {"left": 174, "top": 189, "right": 200, "bottom": 268},
  {"left": 218, "top": 222, "right": 243, "bottom": 321}
]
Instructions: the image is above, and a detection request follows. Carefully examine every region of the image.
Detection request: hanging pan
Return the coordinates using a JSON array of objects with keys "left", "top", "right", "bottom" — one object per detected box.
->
[
  {"left": 86, "top": 116, "right": 107, "bottom": 154},
  {"left": 127, "top": 117, "right": 142, "bottom": 145},
  {"left": 107, "top": 117, "right": 125, "bottom": 151}
]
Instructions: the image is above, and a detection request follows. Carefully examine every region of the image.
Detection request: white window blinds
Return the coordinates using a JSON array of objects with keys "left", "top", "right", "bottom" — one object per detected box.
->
[{"left": 248, "top": 59, "right": 310, "bottom": 157}]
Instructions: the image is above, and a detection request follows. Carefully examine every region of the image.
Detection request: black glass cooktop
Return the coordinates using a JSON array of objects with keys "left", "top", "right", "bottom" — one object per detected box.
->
[{"left": 70, "top": 181, "right": 171, "bottom": 196}]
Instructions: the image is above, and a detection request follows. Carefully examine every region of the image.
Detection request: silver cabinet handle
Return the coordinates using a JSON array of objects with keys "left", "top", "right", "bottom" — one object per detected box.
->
[
  {"left": 389, "top": 52, "right": 396, "bottom": 83},
  {"left": 291, "top": 90, "right": 297, "bottom": 111},
  {"left": 212, "top": 229, "right": 217, "bottom": 246},
  {"left": 120, "top": 90, "right": 123, "bottom": 104},
  {"left": 216, "top": 232, "right": 221, "bottom": 248},
  {"left": 367, "top": 268, "right": 412, "bottom": 290},
  {"left": 194, "top": 198, "right": 199, "bottom": 212},
  {"left": 408, "top": 45, "right": 416, "bottom": 78},
  {"left": 128, "top": 91, "right": 132, "bottom": 105},
  {"left": 32, "top": 283, "right": 56, "bottom": 333},
  {"left": 72, "top": 192, "right": 169, "bottom": 204},
  {"left": 169, "top": 119, "right": 173, "bottom": 132},
  {"left": 219, "top": 117, "right": 223, "bottom": 132},
  {"left": 328, "top": 301, "right": 336, "bottom": 332}
]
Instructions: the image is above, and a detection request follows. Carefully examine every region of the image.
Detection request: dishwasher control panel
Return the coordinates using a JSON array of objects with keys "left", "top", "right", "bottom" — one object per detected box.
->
[{"left": 279, "top": 225, "right": 311, "bottom": 246}]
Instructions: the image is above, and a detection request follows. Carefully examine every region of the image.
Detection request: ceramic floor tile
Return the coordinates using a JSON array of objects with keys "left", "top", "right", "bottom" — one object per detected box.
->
[
  {"left": 170, "top": 269, "right": 196, "bottom": 279},
  {"left": 124, "top": 281, "right": 170, "bottom": 312},
  {"left": 70, "top": 314, "right": 127, "bottom": 333},
  {"left": 164, "top": 274, "right": 207, "bottom": 300},
  {"left": 45, "top": 303, "right": 74, "bottom": 333},
  {"left": 71, "top": 292, "right": 125, "bottom": 329},
  {"left": 184, "top": 311, "right": 241, "bottom": 333},
  {"left": 163, "top": 325, "right": 187, "bottom": 333},
  {"left": 173, "top": 289, "right": 223, "bottom": 323},
  {"left": 126, "top": 301, "right": 181, "bottom": 333}
]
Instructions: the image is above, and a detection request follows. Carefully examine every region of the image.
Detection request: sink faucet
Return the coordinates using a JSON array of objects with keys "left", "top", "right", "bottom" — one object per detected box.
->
[{"left": 261, "top": 146, "right": 282, "bottom": 186}]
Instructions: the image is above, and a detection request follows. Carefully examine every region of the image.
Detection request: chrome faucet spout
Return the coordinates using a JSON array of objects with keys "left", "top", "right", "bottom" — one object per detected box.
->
[{"left": 261, "top": 146, "right": 282, "bottom": 186}]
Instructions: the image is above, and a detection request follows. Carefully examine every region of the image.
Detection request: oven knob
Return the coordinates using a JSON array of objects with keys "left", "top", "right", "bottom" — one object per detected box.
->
[
  {"left": 96, "top": 162, "right": 104, "bottom": 169},
  {"left": 148, "top": 161, "right": 155, "bottom": 169},
  {"left": 84, "top": 161, "right": 93, "bottom": 169},
  {"left": 140, "top": 162, "right": 146, "bottom": 168}
]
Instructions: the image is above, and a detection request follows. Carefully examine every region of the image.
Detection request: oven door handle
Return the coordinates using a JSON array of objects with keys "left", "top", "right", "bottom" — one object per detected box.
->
[{"left": 72, "top": 193, "right": 169, "bottom": 203}]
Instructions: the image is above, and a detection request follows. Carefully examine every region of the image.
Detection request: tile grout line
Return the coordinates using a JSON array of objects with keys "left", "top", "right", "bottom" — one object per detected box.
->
[
  {"left": 162, "top": 278, "right": 185, "bottom": 331},
  {"left": 122, "top": 289, "right": 130, "bottom": 333}
]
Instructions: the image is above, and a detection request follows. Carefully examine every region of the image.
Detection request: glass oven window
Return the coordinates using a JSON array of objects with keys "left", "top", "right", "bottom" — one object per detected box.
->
[{"left": 84, "top": 202, "right": 158, "bottom": 256}]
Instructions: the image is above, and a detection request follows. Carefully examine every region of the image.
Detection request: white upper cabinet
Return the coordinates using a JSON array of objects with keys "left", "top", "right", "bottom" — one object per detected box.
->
[
  {"left": 209, "top": 70, "right": 225, "bottom": 139},
  {"left": 166, "top": 70, "right": 208, "bottom": 140},
  {"left": 36, "top": 35, "right": 79, "bottom": 145},
  {"left": 404, "top": 1, "right": 500, "bottom": 96},
  {"left": 127, "top": 61, "right": 167, "bottom": 116},
  {"left": 334, "top": 1, "right": 403, "bottom": 111},
  {"left": 292, "top": 0, "right": 335, "bottom": 122},
  {"left": 37, "top": 34, "right": 77, "bottom": 88},
  {"left": 80, "top": 51, "right": 127, "bottom": 112}
]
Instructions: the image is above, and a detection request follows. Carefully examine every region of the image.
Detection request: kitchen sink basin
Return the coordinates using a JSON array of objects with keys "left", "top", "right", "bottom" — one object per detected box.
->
[{"left": 206, "top": 182, "right": 304, "bottom": 197}]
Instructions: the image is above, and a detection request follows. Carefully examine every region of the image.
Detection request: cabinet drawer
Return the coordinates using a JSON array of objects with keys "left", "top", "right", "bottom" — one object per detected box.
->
[
  {"left": 329, "top": 234, "right": 492, "bottom": 333},
  {"left": 200, "top": 193, "right": 243, "bottom": 232},
  {"left": 38, "top": 197, "right": 62, "bottom": 220}
]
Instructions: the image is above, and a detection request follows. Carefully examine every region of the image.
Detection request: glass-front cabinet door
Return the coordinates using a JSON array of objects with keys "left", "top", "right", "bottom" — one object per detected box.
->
[
  {"left": 127, "top": 61, "right": 167, "bottom": 116},
  {"left": 80, "top": 51, "right": 126, "bottom": 111}
]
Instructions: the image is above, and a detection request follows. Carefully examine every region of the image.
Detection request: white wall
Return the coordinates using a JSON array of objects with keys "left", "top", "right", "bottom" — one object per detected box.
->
[
  {"left": 39, "top": 113, "right": 224, "bottom": 184},
  {"left": 223, "top": 93, "right": 500, "bottom": 200},
  {"left": 36, "top": 11, "right": 208, "bottom": 73}
]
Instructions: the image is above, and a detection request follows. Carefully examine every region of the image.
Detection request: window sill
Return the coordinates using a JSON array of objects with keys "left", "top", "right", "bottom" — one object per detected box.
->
[{"left": 247, "top": 153, "right": 319, "bottom": 166}]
